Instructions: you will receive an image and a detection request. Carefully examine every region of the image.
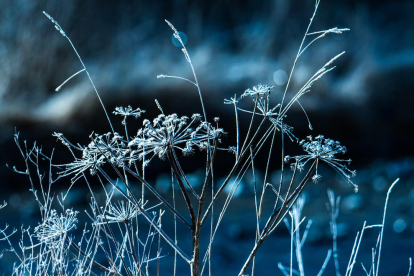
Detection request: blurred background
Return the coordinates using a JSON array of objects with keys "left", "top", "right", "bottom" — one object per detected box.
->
[{"left": 0, "top": 0, "right": 413, "bottom": 274}]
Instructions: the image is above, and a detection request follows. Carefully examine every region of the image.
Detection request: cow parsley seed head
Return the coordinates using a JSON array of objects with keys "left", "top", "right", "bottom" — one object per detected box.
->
[
  {"left": 96, "top": 201, "right": 142, "bottom": 224},
  {"left": 191, "top": 113, "right": 202, "bottom": 121},
  {"left": 286, "top": 135, "right": 357, "bottom": 192},
  {"left": 300, "top": 135, "right": 347, "bottom": 159},
  {"left": 35, "top": 209, "right": 78, "bottom": 246},
  {"left": 128, "top": 113, "right": 224, "bottom": 162},
  {"left": 61, "top": 132, "right": 130, "bottom": 182},
  {"left": 241, "top": 84, "right": 274, "bottom": 99},
  {"left": 113, "top": 106, "right": 145, "bottom": 118},
  {"left": 113, "top": 106, "right": 145, "bottom": 125}
]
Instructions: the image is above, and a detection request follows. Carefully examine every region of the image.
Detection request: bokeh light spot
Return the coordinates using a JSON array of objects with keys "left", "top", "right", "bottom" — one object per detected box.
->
[
  {"left": 9, "top": 193, "right": 21, "bottom": 208},
  {"left": 393, "top": 219, "right": 406, "bottom": 233},
  {"left": 228, "top": 66, "right": 243, "bottom": 82},
  {"left": 372, "top": 176, "right": 387, "bottom": 192},
  {"left": 172, "top": 32, "right": 187, "bottom": 47},
  {"left": 273, "top": 69, "right": 288, "bottom": 86}
]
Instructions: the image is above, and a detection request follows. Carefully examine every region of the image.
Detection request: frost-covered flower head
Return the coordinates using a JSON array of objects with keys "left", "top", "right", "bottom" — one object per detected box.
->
[
  {"left": 242, "top": 84, "right": 285, "bottom": 117},
  {"left": 96, "top": 201, "right": 142, "bottom": 224},
  {"left": 241, "top": 84, "right": 274, "bottom": 99},
  {"left": 113, "top": 106, "right": 145, "bottom": 125},
  {"left": 285, "top": 135, "right": 357, "bottom": 192},
  {"left": 233, "top": 84, "right": 296, "bottom": 141},
  {"left": 35, "top": 209, "right": 78, "bottom": 246},
  {"left": 59, "top": 112, "right": 225, "bottom": 179},
  {"left": 85, "top": 132, "right": 127, "bottom": 166},
  {"left": 128, "top": 113, "right": 225, "bottom": 162},
  {"left": 60, "top": 132, "right": 128, "bottom": 182},
  {"left": 240, "top": 84, "right": 280, "bottom": 117}
]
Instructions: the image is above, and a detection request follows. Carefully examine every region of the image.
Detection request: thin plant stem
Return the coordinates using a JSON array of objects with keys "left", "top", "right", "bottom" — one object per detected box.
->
[
  {"left": 375, "top": 178, "right": 400, "bottom": 276},
  {"left": 66, "top": 236, "right": 120, "bottom": 276},
  {"left": 43, "top": 12, "right": 115, "bottom": 134},
  {"left": 279, "top": 0, "right": 320, "bottom": 113}
]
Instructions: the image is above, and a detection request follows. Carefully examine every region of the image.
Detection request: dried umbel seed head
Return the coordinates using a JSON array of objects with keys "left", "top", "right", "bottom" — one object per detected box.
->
[
  {"left": 128, "top": 112, "right": 224, "bottom": 162},
  {"left": 241, "top": 84, "right": 274, "bottom": 99},
  {"left": 34, "top": 209, "right": 78, "bottom": 246},
  {"left": 286, "top": 136, "right": 357, "bottom": 192},
  {"left": 96, "top": 201, "right": 144, "bottom": 225},
  {"left": 113, "top": 106, "right": 145, "bottom": 125}
]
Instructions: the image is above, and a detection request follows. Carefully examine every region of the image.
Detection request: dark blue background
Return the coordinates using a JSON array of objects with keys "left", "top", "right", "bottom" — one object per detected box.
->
[{"left": 0, "top": 0, "right": 413, "bottom": 274}]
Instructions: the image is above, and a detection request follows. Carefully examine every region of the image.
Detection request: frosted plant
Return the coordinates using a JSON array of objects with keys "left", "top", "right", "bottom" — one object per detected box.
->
[
  {"left": 284, "top": 135, "right": 357, "bottom": 191},
  {"left": 278, "top": 196, "right": 325, "bottom": 276},
  {"left": 34, "top": 209, "right": 78, "bottom": 246},
  {"left": 56, "top": 132, "right": 127, "bottom": 183},
  {"left": 233, "top": 84, "right": 296, "bottom": 141},
  {"left": 277, "top": 180, "right": 409, "bottom": 276},
  {"left": 96, "top": 200, "right": 142, "bottom": 225},
  {"left": 327, "top": 189, "right": 342, "bottom": 276},
  {"left": 128, "top": 111, "right": 224, "bottom": 162},
  {"left": 113, "top": 106, "right": 145, "bottom": 126},
  {"left": 95, "top": 199, "right": 161, "bottom": 225},
  {"left": 240, "top": 84, "right": 274, "bottom": 99},
  {"left": 8, "top": 1, "right": 404, "bottom": 276}
]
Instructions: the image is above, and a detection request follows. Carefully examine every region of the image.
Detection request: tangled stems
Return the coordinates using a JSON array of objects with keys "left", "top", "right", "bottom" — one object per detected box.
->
[
  {"left": 239, "top": 161, "right": 317, "bottom": 276},
  {"left": 97, "top": 167, "right": 192, "bottom": 264},
  {"left": 200, "top": 117, "right": 268, "bottom": 226},
  {"left": 66, "top": 235, "right": 121, "bottom": 276},
  {"left": 6, "top": 2, "right": 360, "bottom": 274}
]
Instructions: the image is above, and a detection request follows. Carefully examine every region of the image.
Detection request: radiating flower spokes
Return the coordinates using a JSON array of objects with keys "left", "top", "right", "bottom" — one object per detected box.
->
[
  {"left": 128, "top": 112, "right": 224, "bottom": 161},
  {"left": 285, "top": 135, "right": 357, "bottom": 192},
  {"left": 233, "top": 84, "right": 297, "bottom": 141},
  {"left": 59, "top": 110, "right": 225, "bottom": 181},
  {"left": 113, "top": 106, "right": 145, "bottom": 125},
  {"left": 95, "top": 200, "right": 163, "bottom": 225},
  {"left": 34, "top": 209, "right": 78, "bottom": 247},
  {"left": 59, "top": 132, "right": 129, "bottom": 182},
  {"left": 237, "top": 84, "right": 280, "bottom": 117},
  {"left": 240, "top": 84, "right": 274, "bottom": 99},
  {"left": 96, "top": 200, "right": 142, "bottom": 225}
]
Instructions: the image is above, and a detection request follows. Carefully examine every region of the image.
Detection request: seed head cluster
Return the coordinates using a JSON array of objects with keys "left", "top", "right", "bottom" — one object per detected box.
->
[
  {"left": 128, "top": 112, "right": 224, "bottom": 162},
  {"left": 34, "top": 209, "right": 78, "bottom": 246},
  {"left": 285, "top": 135, "right": 357, "bottom": 191},
  {"left": 59, "top": 110, "right": 225, "bottom": 182}
]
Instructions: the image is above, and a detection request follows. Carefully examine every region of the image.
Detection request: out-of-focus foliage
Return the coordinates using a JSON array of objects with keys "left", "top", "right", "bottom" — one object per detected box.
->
[{"left": 0, "top": 0, "right": 413, "bottom": 164}]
